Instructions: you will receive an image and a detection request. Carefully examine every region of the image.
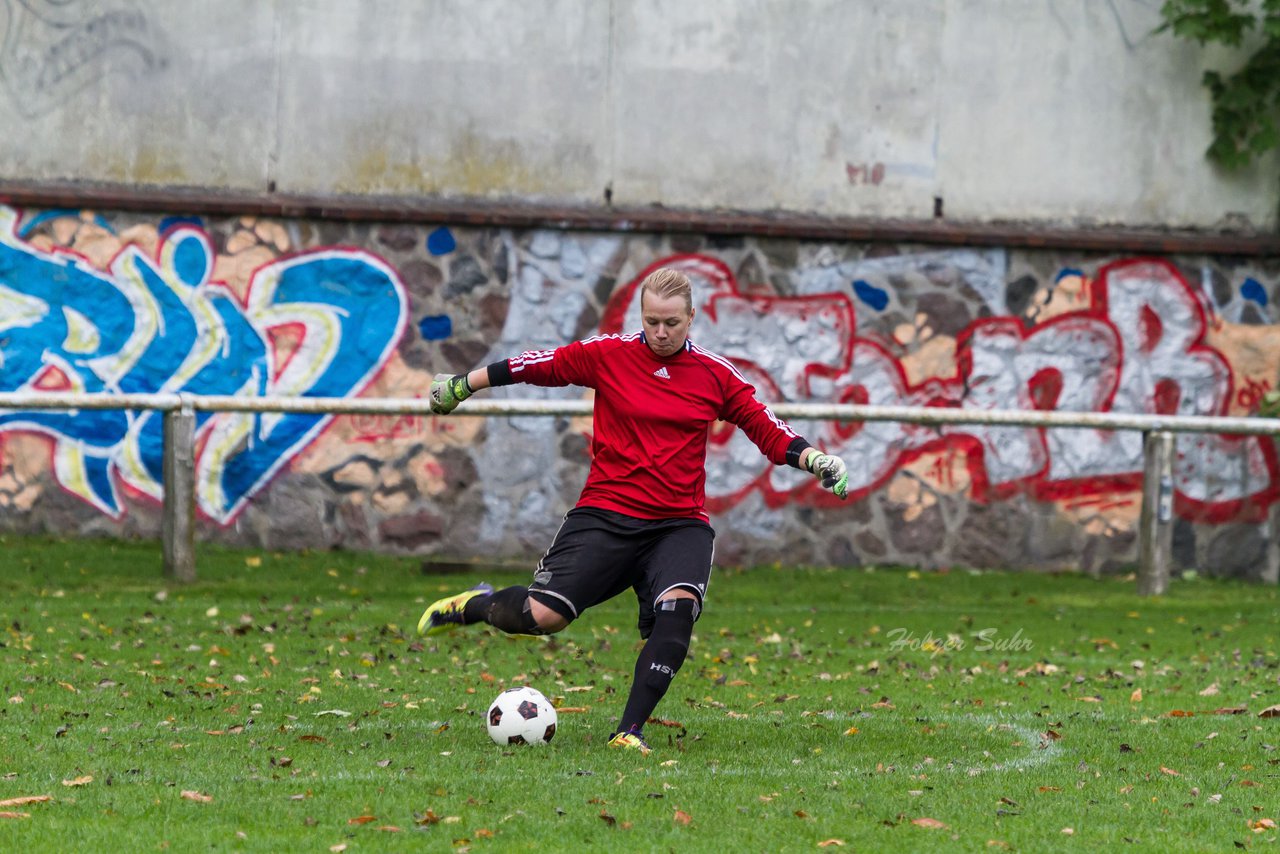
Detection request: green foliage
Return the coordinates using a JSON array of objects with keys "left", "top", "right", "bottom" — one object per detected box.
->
[
  {"left": 1259, "top": 388, "right": 1280, "bottom": 418},
  {"left": 1160, "top": 0, "right": 1280, "bottom": 170},
  {"left": 1, "top": 536, "right": 1280, "bottom": 850}
]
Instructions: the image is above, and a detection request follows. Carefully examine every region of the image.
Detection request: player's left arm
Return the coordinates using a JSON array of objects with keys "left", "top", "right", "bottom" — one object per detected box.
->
[{"left": 720, "top": 380, "right": 849, "bottom": 500}]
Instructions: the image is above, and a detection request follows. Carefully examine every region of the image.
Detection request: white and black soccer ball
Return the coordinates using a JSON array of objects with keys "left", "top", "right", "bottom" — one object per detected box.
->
[{"left": 486, "top": 686, "right": 557, "bottom": 746}]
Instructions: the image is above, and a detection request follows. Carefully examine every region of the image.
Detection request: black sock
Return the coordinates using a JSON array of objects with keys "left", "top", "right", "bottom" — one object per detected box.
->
[
  {"left": 463, "top": 585, "right": 543, "bottom": 635},
  {"left": 617, "top": 598, "right": 697, "bottom": 734},
  {"left": 462, "top": 589, "right": 497, "bottom": 624}
]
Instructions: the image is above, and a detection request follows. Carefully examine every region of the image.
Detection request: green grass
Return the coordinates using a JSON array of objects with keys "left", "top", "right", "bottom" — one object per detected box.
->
[{"left": 1, "top": 534, "right": 1279, "bottom": 852}]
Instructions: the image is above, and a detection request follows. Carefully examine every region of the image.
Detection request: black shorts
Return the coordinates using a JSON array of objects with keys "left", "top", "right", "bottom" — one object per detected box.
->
[{"left": 528, "top": 507, "right": 714, "bottom": 638}]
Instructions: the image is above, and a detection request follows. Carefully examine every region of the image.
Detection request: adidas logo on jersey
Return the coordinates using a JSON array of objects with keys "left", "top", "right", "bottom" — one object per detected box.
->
[{"left": 653, "top": 367, "right": 671, "bottom": 379}]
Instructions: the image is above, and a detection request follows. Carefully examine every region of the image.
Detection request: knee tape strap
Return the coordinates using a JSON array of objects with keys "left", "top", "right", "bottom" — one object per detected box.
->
[{"left": 485, "top": 586, "right": 544, "bottom": 635}]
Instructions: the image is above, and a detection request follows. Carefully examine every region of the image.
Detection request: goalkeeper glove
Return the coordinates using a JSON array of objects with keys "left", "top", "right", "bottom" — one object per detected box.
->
[
  {"left": 806, "top": 452, "right": 849, "bottom": 500},
  {"left": 429, "top": 373, "right": 473, "bottom": 414}
]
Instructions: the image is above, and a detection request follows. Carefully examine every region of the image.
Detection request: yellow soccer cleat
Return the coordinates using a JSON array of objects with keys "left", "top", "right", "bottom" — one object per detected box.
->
[
  {"left": 607, "top": 727, "right": 652, "bottom": 756},
  {"left": 417, "top": 582, "right": 494, "bottom": 636}
]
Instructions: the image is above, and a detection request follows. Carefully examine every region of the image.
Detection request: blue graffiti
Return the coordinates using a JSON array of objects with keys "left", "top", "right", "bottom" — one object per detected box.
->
[
  {"left": 427, "top": 227, "right": 456, "bottom": 256},
  {"left": 17, "top": 209, "right": 111, "bottom": 237},
  {"left": 852, "top": 279, "right": 889, "bottom": 311},
  {"left": 1242, "top": 277, "right": 1268, "bottom": 307},
  {"left": 418, "top": 314, "right": 453, "bottom": 341},
  {"left": 158, "top": 215, "right": 205, "bottom": 235},
  {"left": 0, "top": 208, "right": 407, "bottom": 522}
]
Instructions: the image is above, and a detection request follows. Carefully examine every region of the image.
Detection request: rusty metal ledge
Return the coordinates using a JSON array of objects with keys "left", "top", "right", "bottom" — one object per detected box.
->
[{"left": 0, "top": 179, "right": 1277, "bottom": 256}]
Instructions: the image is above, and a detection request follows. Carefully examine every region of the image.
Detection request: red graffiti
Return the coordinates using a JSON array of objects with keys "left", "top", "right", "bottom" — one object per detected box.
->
[{"left": 599, "top": 255, "right": 1280, "bottom": 523}]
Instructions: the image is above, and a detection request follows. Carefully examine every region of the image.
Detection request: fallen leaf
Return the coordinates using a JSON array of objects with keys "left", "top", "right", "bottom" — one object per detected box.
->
[
  {"left": 673, "top": 809, "right": 692, "bottom": 825},
  {"left": 844, "top": 726, "right": 859, "bottom": 736},
  {"left": 315, "top": 709, "right": 352, "bottom": 718},
  {"left": 1259, "top": 705, "right": 1280, "bottom": 718},
  {"left": 912, "top": 817, "right": 948, "bottom": 829},
  {"left": 348, "top": 815, "right": 377, "bottom": 825},
  {"left": 1061, "top": 827, "right": 1075, "bottom": 835},
  {"left": 413, "top": 810, "right": 441, "bottom": 826},
  {"left": 556, "top": 707, "right": 590, "bottom": 714},
  {"left": 1198, "top": 682, "right": 1220, "bottom": 697},
  {"left": 328, "top": 845, "right": 346, "bottom": 853},
  {"left": 474, "top": 828, "right": 494, "bottom": 839},
  {"left": 647, "top": 717, "right": 684, "bottom": 728},
  {"left": 61, "top": 776, "right": 93, "bottom": 787},
  {"left": 817, "top": 840, "right": 845, "bottom": 848},
  {"left": 1210, "top": 707, "right": 1247, "bottom": 715},
  {"left": 1038, "top": 786, "right": 1062, "bottom": 793},
  {"left": 0, "top": 812, "right": 29, "bottom": 819},
  {"left": 1160, "top": 766, "right": 1181, "bottom": 777},
  {"left": 180, "top": 790, "right": 212, "bottom": 803},
  {"left": 374, "top": 826, "right": 401, "bottom": 832},
  {"left": 1130, "top": 688, "right": 1143, "bottom": 703},
  {"left": 795, "top": 810, "right": 810, "bottom": 819},
  {"left": 1168, "top": 710, "right": 1195, "bottom": 718},
  {"left": 1251, "top": 818, "right": 1277, "bottom": 832},
  {"left": 0, "top": 796, "right": 50, "bottom": 807},
  {"left": 599, "top": 810, "right": 617, "bottom": 827},
  {"left": 299, "top": 735, "right": 326, "bottom": 743}
]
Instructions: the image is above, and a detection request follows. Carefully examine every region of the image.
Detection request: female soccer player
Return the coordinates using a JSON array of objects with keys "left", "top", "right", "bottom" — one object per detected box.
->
[{"left": 418, "top": 267, "right": 849, "bottom": 754}]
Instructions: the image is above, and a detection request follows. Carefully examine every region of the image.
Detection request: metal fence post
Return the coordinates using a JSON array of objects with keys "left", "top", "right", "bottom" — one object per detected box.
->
[
  {"left": 1137, "top": 430, "right": 1175, "bottom": 596},
  {"left": 1265, "top": 502, "right": 1280, "bottom": 585},
  {"left": 162, "top": 396, "right": 197, "bottom": 582}
]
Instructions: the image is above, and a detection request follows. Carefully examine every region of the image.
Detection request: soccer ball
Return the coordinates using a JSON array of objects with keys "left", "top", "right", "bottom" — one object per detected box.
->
[{"left": 486, "top": 686, "right": 557, "bottom": 746}]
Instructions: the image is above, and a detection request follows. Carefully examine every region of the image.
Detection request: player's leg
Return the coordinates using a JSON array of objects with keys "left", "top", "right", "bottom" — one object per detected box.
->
[
  {"left": 609, "top": 522, "right": 712, "bottom": 752},
  {"left": 416, "top": 582, "right": 570, "bottom": 636},
  {"left": 418, "top": 508, "right": 635, "bottom": 637}
]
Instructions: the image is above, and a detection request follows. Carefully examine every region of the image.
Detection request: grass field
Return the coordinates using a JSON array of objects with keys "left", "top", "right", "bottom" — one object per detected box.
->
[{"left": 1, "top": 534, "right": 1278, "bottom": 852}]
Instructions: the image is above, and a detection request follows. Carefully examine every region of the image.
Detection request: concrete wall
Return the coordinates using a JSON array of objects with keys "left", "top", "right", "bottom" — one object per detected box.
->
[
  {"left": 1, "top": 205, "right": 1278, "bottom": 578},
  {"left": 0, "top": 1, "right": 1275, "bottom": 230}
]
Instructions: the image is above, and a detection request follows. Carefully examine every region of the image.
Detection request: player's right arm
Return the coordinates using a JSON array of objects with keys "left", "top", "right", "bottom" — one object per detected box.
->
[{"left": 429, "top": 339, "right": 605, "bottom": 414}]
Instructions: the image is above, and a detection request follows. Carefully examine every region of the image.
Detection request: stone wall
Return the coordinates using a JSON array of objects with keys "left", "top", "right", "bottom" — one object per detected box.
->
[
  {"left": 0, "top": 1, "right": 1275, "bottom": 230},
  {"left": 1, "top": 206, "right": 1278, "bottom": 578}
]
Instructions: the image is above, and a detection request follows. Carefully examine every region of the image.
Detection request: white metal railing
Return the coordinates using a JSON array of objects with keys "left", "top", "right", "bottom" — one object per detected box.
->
[{"left": 6, "top": 390, "right": 1280, "bottom": 594}]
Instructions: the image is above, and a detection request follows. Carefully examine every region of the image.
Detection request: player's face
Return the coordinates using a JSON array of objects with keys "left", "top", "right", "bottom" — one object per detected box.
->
[{"left": 642, "top": 292, "right": 694, "bottom": 357}]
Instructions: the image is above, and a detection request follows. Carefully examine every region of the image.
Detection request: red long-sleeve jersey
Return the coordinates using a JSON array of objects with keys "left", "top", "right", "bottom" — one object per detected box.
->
[{"left": 496, "top": 332, "right": 805, "bottom": 521}]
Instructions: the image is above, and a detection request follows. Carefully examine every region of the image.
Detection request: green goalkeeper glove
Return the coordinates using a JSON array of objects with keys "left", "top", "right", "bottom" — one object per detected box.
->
[
  {"left": 806, "top": 452, "right": 849, "bottom": 500},
  {"left": 429, "top": 373, "right": 473, "bottom": 414}
]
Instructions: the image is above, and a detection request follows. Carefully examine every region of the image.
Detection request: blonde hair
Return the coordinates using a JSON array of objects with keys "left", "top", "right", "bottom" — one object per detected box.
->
[{"left": 639, "top": 268, "right": 693, "bottom": 314}]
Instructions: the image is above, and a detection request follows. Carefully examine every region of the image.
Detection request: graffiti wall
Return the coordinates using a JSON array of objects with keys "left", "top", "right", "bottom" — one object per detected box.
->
[{"left": 1, "top": 206, "right": 1279, "bottom": 578}]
